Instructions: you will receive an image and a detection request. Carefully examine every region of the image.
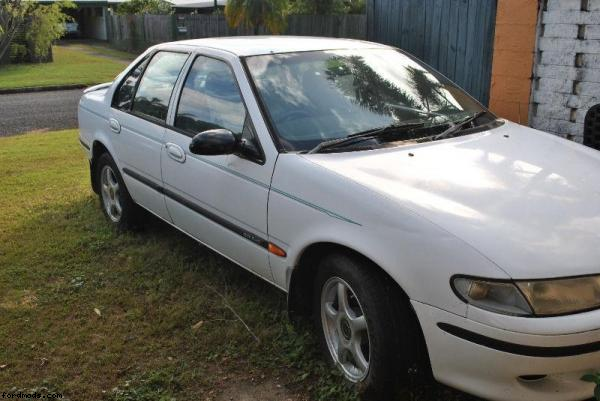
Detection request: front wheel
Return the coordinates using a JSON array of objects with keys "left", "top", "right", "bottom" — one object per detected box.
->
[
  {"left": 314, "top": 253, "right": 426, "bottom": 399},
  {"left": 320, "top": 275, "right": 371, "bottom": 383}
]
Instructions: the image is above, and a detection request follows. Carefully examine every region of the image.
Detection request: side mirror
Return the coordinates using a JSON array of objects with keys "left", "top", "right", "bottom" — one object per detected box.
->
[{"left": 189, "top": 129, "right": 238, "bottom": 156}]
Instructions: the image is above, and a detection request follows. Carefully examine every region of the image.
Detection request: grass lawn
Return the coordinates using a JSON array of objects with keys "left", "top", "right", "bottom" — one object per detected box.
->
[
  {"left": 58, "top": 41, "right": 138, "bottom": 63},
  {"left": 0, "top": 130, "right": 476, "bottom": 401},
  {"left": 0, "top": 45, "right": 127, "bottom": 90}
]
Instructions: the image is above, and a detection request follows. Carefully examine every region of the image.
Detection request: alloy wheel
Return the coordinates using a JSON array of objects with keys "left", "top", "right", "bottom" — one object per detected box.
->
[
  {"left": 100, "top": 165, "right": 122, "bottom": 223},
  {"left": 321, "top": 276, "right": 371, "bottom": 382}
]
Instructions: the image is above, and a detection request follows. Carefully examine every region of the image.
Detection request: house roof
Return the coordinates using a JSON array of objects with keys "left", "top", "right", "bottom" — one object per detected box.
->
[
  {"left": 39, "top": 0, "right": 226, "bottom": 7},
  {"left": 171, "top": 0, "right": 226, "bottom": 7}
]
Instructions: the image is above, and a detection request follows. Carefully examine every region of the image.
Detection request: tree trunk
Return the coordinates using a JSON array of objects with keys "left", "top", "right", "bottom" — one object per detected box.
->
[{"left": 0, "top": 26, "right": 19, "bottom": 64}]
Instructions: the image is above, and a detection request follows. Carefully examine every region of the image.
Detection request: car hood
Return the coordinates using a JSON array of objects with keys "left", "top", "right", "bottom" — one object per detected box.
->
[{"left": 303, "top": 122, "right": 600, "bottom": 279}]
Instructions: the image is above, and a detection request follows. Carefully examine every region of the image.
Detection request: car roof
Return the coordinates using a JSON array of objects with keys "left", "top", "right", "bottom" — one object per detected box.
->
[{"left": 164, "top": 36, "right": 390, "bottom": 57}]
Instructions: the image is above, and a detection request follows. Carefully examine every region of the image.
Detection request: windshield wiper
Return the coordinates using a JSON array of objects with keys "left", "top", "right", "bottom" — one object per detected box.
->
[
  {"left": 428, "top": 111, "right": 488, "bottom": 142},
  {"left": 307, "top": 121, "right": 425, "bottom": 154},
  {"left": 386, "top": 104, "right": 448, "bottom": 119}
]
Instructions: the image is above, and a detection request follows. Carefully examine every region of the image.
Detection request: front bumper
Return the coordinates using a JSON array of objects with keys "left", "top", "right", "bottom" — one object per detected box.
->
[{"left": 413, "top": 301, "right": 600, "bottom": 401}]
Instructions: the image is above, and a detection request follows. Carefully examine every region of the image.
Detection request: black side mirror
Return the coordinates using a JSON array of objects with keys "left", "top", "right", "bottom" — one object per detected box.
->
[{"left": 189, "top": 129, "right": 238, "bottom": 156}]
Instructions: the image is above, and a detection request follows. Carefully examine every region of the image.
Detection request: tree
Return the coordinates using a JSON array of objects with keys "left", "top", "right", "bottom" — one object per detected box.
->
[
  {"left": 290, "top": 0, "right": 343, "bottom": 14},
  {"left": 325, "top": 55, "right": 418, "bottom": 117},
  {"left": 289, "top": 0, "right": 365, "bottom": 14},
  {"left": 345, "top": 0, "right": 365, "bottom": 14},
  {"left": 0, "top": 0, "right": 33, "bottom": 62},
  {"left": 27, "top": 1, "right": 75, "bottom": 60},
  {"left": 0, "top": 0, "right": 74, "bottom": 63},
  {"left": 116, "top": 0, "right": 173, "bottom": 15},
  {"left": 406, "top": 65, "right": 457, "bottom": 113},
  {"left": 225, "top": 0, "right": 288, "bottom": 35}
]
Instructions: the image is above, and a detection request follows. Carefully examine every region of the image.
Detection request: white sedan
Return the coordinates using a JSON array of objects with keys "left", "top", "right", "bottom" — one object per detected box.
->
[{"left": 78, "top": 37, "right": 600, "bottom": 401}]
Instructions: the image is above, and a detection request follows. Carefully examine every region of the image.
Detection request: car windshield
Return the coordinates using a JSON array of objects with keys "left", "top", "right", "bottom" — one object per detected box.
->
[{"left": 244, "top": 48, "right": 494, "bottom": 152}]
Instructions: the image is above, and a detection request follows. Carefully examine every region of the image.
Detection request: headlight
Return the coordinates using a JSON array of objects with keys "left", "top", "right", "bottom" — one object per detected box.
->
[
  {"left": 452, "top": 277, "right": 533, "bottom": 316},
  {"left": 516, "top": 276, "right": 600, "bottom": 316},
  {"left": 452, "top": 275, "right": 600, "bottom": 317}
]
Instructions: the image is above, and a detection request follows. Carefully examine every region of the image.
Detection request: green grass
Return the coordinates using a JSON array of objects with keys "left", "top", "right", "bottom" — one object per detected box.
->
[
  {"left": 0, "top": 130, "right": 476, "bottom": 400},
  {"left": 59, "top": 41, "right": 138, "bottom": 62},
  {"left": 0, "top": 129, "right": 358, "bottom": 400},
  {"left": 0, "top": 45, "right": 127, "bottom": 90}
]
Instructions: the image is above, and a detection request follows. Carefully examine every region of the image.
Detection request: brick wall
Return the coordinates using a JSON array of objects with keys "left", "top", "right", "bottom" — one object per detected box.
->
[
  {"left": 529, "top": 0, "right": 600, "bottom": 142},
  {"left": 488, "top": 0, "right": 539, "bottom": 124}
]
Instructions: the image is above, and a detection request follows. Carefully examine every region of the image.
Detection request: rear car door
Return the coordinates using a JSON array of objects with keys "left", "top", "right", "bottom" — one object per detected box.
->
[
  {"left": 110, "top": 50, "right": 189, "bottom": 221},
  {"left": 161, "top": 54, "right": 274, "bottom": 280}
]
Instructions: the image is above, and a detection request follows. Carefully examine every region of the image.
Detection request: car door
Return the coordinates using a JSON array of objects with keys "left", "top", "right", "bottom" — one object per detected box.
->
[
  {"left": 110, "top": 50, "right": 189, "bottom": 221},
  {"left": 161, "top": 54, "right": 274, "bottom": 280}
]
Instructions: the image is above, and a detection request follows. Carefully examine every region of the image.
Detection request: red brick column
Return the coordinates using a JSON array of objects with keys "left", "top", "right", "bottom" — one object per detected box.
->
[{"left": 488, "top": 0, "right": 539, "bottom": 124}]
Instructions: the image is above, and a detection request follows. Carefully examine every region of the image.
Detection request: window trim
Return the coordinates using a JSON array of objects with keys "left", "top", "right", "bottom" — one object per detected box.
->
[
  {"left": 111, "top": 51, "right": 153, "bottom": 112},
  {"left": 111, "top": 50, "right": 191, "bottom": 124},
  {"left": 240, "top": 56, "right": 286, "bottom": 154},
  {"left": 130, "top": 50, "right": 191, "bottom": 123},
  {"left": 169, "top": 53, "right": 266, "bottom": 165}
]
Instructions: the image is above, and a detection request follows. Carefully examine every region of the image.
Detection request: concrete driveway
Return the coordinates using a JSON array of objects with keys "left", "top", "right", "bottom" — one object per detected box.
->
[{"left": 0, "top": 89, "right": 82, "bottom": 136}]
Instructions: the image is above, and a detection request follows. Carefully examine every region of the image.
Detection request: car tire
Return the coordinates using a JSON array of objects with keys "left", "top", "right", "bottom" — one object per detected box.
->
[
  {"left": 314, "top": 252, "right": 427, "bottom": 400},
  {"left": 95, "top": 152, "right": 141, "bottom": 231}
]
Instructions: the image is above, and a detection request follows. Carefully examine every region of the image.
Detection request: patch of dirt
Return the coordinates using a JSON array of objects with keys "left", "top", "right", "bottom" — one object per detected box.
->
[
  {"left": 215, "top": 380, "right": 306, "bottom": 401},
  {"left": 0, "top": 289, "right": 37, "bottom": 310}
]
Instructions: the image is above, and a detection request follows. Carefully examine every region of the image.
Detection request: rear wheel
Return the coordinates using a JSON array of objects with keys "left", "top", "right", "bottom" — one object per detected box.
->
[
  {"left": 95, "top": 152, "right": 141, "bottom": 230},
  {"left": 314, "top": 252, "right": 426, "bottom": 399},
  {"left": 100, "top": 164, "right": 123, "bottom": 223}
]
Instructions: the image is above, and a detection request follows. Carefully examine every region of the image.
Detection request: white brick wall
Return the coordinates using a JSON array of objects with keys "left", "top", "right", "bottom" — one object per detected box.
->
[
  {"left": 538, "top": 37, "right": 600, "bottom": 54},
  {"left": 539, "top": 50, "right": 576, "bottom": 65},
  {"left": 537, "top": 77, "right": 574, "bottom": 93},
  {"left": 542, "top": 11, "right": 600, "bottom": 24},
  {"left": 530, "top": 0, "right": 600, "bottom": 142},
  {"left": 547, "top": 0, "right": 582, "bottom": 10},
  {"left": 582, "top": 53, "right": 600, "bottom": 66},
  {"left": 586, "top": 25, "right": 600, "bottom": 39},
  {"left": 543, "top": 23, "right": 579, "bottom": 38}
]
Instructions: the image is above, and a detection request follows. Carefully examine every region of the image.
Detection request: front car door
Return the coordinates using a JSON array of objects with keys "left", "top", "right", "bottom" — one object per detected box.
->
[
  {"left": 110, "top": 50, "right": 189, "bottom": 221},
  {"left": 161, "top": 50, "right": 278, "bottom": 282}
]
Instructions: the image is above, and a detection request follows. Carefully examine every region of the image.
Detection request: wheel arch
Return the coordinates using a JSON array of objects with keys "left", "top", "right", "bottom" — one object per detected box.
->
[
  {"left": 90, "top": 139, "right": 113, "bottom": 194},
  {"left": 288, "top": 240, "right": 432, "bottom": 378},
  {"left": 288, "top": 241, "right": 411, "bottom": 320}
]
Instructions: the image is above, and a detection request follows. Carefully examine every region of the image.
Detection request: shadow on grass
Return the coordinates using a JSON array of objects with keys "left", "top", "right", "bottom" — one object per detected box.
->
[{"left": 0, "top": 195, "right": 480, "bottom": 401}]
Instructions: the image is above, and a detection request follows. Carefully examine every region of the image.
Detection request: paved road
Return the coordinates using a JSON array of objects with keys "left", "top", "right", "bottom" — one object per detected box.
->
[{"left": 0, "top": 89, "right": 82, "bottom": 136}]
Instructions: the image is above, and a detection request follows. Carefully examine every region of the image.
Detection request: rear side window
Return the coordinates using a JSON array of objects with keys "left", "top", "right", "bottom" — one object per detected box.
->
[
  {"left": 131, "top": 51, "right": 189, "bottom": 121},
  {"left": 113, "top": 56, "right": 149, "bottom": 111},
  {"left": 175, "top": 56, "right": 247, "bottom": 135}
]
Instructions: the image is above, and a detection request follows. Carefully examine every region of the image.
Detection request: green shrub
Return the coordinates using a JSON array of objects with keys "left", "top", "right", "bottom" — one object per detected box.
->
[
  {"left": 9, "top": 42, "right": 27, "bottom": 62},
  {"left": 582, "top": 372, "right": 600, "bottom": 400},
  {"left": 26, "top": 0, "right": 75, "bottom": 61},
  {"left": 116, "top": 0, "right": 172, "bottom": 15},
  {"left": 0, "top": 0, "right": 74, "bottom": 64}
]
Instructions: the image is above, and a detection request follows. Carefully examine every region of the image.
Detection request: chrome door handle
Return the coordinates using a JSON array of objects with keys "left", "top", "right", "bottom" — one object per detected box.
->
[
  {"left": 165, "top": 142, "right": 186, "bottom": 163},
  {"left": 109, "top": 118, "right": 121, "bottom": 134}
]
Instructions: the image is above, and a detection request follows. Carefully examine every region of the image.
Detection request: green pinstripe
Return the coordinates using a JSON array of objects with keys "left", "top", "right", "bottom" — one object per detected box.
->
[{"left": 188, "top": 154, "right": 361, "bottom": 226}]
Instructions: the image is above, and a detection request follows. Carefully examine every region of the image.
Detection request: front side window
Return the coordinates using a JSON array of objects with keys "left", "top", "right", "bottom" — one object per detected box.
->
[
  {"left": 131, "top": 51, "right": 189, "bottom": 121},
  {"left": 175, "top": 56, "right": 248, "bottom": 135},
  {"left": 245, "top": 48, "right": 495, "bottom": 152}
]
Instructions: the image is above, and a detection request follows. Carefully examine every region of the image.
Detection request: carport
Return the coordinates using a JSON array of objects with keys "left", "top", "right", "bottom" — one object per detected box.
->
[{"left": 40, "top": 0, "right": 114, "bottom": 40}]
